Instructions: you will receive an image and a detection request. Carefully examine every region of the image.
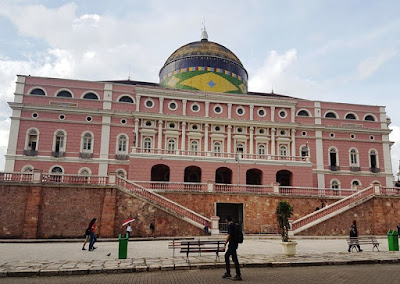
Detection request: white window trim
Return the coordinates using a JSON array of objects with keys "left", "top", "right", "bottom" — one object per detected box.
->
[
  {"left": 144, "top": 98, "right": 155, "bottom": 108},
  {"left": 330, "top": 179, "right": 341, "bottom": 189},
  {"left": 349, "top": 148, "right": 359, "bottom": 167},
  {"left": 25, "top": 127, "right": 40, "bottom": 151},
  {"left": 53, "top": 129, "right": 67, "bottom": 152},
  {"left": 328, "top": 146, "right": 339, "bottom": 167},
  {"left": 78, "top": 167, "right": 92, "bottom": 176},
  {"left": 50, "top": 165, "right": 65, "bottom": 174},
  {"left": 368, "top": 149, "right": 379, "bottom": 169},
  {"left": 168, "top": 100, "right": 178, "bottom": 111},
  {"left": 81, "top": 131, "right": 94, "bottom": 153},
  {"left": 55, "top": 88, "right": 74, "bottom": 98},
  {"left": 116, "top": 133, "right": 129, "bottom": 154},
  {"left": 213, "top": 104, "right": 223, "bottom": 114},
  {"left": 236, "top": 106, "right": 245, "bottom": 116},
  {"left": 257, "top": 107, "right": 266, "bottom": 117},
  {"left": 28, "top": 86, "right": 47, "bottom": 96},
  {"left": 191, "top": 102, "right": 201, "bottom": 113},
  {"left": 81, "top": 91, "right": 100, "bottom": 100},
  {"left": 324, "top": 110, "right": 339, "bottom": 119},
  {"left": 344, "top": 112, "right": 359, "bottom": 120}
]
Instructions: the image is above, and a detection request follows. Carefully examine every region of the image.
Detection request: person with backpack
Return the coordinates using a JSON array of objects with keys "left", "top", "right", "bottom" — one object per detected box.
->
[
  {"left": 222, "top": 216, "right": 242, "bottom": 281},
  {"left": 348, "top": 220, "right": 362, "bottom": 252}
]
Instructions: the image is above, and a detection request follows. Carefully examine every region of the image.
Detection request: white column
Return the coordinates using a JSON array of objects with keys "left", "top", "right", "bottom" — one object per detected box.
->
[
  {"left": 5, "top": 109, "right": 22, "bottom": 172},
  {"left": 103, "top": 83, "right": 113, "bottom": 110},
  {"left": 159, "top": 97, "right": 164, "bottom": 114},
  {"left": 249, "top": 127, "right": 254, "bottom": 155},
  {"left": 227, "top": 125, "right": 232, "bottom": 154},
  {"left": 181, "top": 122, "right": 186, "bottom": 152},
  {"left": 182, "top": 99, "right": 187, "bottom": 116},
  {"left": 271, "top": 128, "right": 276, "bottom": 156},
  {"left": 291, "top": 107, "right": 295, "bottom": 123},
  {"left": 158, "top": 120, "right": 163, "bottom": 150},
  {"left": 132, "top": 118, "right": 139, "bottom": 152},
  {"left": 383, "top": 133, "right": 393, "bottom": 186},
  {"left": 315, "top": 130, "right": 325, "bottom": 188},
  {"left": 204, "top": 124, "right": 209, "bottom": 154},
  {"left": 228, "top": 103, "right": 232, "bottom": 119},
  {"left": 314, "top": 102, "right": 321, "bottom": 125},
  {"left": 250, "top": 104, "right": 254, "bottom": 121},
  {"left": 271, "top": 107, "right": 275, "bottom": 122},
  {"left": 98, "top": 115, "right": 111, "bottom": 176},
  {"left": 291, "top": 129, "right": 296, "bottom": 157},
  {"left": 205, "top": 102, "right": 210, "bottom": 118},
  {"left": 14, "top": 75, "right": 26, "bottom": 103},
  {"left": 136, "top": 95, "right": 141, "bottom": 112}
]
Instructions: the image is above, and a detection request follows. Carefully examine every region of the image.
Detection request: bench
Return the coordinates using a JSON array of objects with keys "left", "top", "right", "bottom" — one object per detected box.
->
[
  {"left": 346, "top": 236, "right": 380, "bottom": 252},
  {"left": 169, "top": 239, "right": 225, "bottom": 261}
]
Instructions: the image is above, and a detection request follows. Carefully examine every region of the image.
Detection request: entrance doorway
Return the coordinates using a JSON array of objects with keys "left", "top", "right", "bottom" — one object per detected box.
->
[{"left": 216, "top": 203, "right": 243, "bottom": 232}]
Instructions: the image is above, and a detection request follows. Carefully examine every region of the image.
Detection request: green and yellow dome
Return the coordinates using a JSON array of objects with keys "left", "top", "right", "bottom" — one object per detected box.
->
[{"left": 159, "top": 30, "right": 248, "bottom": 94}]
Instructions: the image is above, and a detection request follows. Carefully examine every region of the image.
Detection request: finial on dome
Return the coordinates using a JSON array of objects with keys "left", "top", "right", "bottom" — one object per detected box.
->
[{"left": 201, "top": 20, "right": 208, "bottom": 41}]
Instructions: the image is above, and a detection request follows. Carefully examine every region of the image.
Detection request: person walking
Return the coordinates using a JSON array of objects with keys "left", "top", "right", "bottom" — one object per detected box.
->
[
  {"left": 82, "top": 218, "right": 96, "bottom": 250},
  {"left": 222, "top": 216, "right": 242, "bottom": 281},
  {"left": 88, "top": 218, "right": 97, "bottom": 251},
  {"left": 348, "top": 220, "right": 362, "bottom": 252},
  {"left": 126, "top": 224, "right": 132, "bottom": 238}
]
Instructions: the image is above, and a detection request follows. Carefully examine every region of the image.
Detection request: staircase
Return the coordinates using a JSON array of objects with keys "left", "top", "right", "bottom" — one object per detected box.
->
[
  {"left": 292, "top": 185, "right": 376, "bottom": 235},
  {"left": 114, "top": 176, "right": 210, "bottom": 230}
]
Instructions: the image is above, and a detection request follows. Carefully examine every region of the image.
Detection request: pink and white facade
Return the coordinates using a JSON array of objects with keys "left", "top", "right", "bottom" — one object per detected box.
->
[{"left": 5, "top": 75, "right": 393, "bottom": 189}]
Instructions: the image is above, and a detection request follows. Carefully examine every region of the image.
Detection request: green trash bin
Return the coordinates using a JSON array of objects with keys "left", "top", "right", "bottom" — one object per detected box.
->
[
  {"left": 387, "top": 230, "right": 399, "bottom": 251},
  {"left": 118, "top": 233, "right": 129, "bottom": 259}
]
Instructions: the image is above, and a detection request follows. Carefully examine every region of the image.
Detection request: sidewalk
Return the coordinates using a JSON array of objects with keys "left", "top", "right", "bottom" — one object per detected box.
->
[{"left": 1, "top": 236, "right": 399, "bottom": 277}]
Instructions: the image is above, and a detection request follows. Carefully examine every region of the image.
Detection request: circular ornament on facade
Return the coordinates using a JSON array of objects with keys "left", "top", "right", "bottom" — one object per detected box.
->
[
  {"left": 145, "top": 99, "right": 154, "bottom": 108},
  {"left": 59, "top": 114, "right": 65, "bottom": 120},
  {"left": 370, "top": 135, "right": 374, "bottom": 141},
  {"left": 191, "top": 124, "right": 198, "bottom": 130},
  {"left": 279, "top": 109, "right": 287, "bottom": 118},
  {"left": 237, "top": 127, "right": 243, "bottom": 133},
  {"left": 191, "top": 103, "right": 200, "bottom": 112},
  {"left": 236, "top": 106, "right": 245, "bottom": 116},
  {"left": 169, "top": 123, "right": 176, "bottom": 129},
  {"left": 86, "top": 116, "right": 92, "bottom": 122},
  {"left": 168, "top": 101, "right": 178, "bottom": 111},
  {"left": 350, "top": 134, "right": 356, "bottom": 139},
  {"left": 32, "top": 112, "right": 38, "bottom": 118},
  {"left": 258, "top": 129, "right": 265, "bottom": 135},
  {"left": 280, "top": 130, "right": 286, "bottom": 135},
  {"left": 145, "top": 120, "right": 152, "bottom": 127},
  {"left": 215, "top": 126, "right": 221, "bottom": 132},
  {"left": 301, "top": 131, "right": 307, "bottom": 136},
  {"left": 214, "top": 105, "right": 223, "bottom": 114},
  {"left": 330, "top": 133, "right": 335, "bottom": 138},
  {"left": 121, "top": 119, "right": 127, "bottom": 125},
  {"left": 258, "top": 108, "right": 266, "bottom": 117}
]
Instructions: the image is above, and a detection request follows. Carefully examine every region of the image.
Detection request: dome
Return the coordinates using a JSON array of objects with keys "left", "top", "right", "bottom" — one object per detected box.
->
[{"left": 159, "top": 32, "right": 248, "bottom": 94}]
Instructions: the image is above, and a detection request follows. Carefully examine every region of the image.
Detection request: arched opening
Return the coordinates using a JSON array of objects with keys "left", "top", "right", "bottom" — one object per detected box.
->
[
  {"left": 276, "top": 170, "right": 292, "bottom": 186},
  {"left": 151, "top": 164, "right": 170, "bottom": 182},
  {"left": 246, "top": 168, "right": 262, "bottom": 185},
  {"left": 215, "top": 167, "right": 232, "bottom": 184},
  {"left": 184, "top": 166, "right": 202, "bottom": 183}
]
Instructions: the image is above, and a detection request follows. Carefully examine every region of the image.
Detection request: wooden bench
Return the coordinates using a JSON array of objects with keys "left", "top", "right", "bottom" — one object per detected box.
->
[
  {"left": 169, "top": 239, "right": 225, "bottom": 261},
  {"left": 346, "top": 236, "right": 380, "bottom": 252}
]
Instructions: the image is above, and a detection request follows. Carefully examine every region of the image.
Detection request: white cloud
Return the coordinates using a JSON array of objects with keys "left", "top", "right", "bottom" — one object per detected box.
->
[
  {"left": 356, "top": 49, "right": 398, "bottom": 80},
  {"left": 390, "top": 125, "right": 400, "bottom": 178}
]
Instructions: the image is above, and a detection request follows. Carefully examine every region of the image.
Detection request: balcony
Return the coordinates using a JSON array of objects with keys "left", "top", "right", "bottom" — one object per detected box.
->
[
  {"left": 115, "top": 154, "right": 129, "bottom": 160},
  {"left": 350, "top": 166, "right": 361, "bottom": 172},
  {"left": 370, "top": 167, "right": 380, "bottom": 173},
  {"left": 330, "top": 165, "right": 340, "bottom": 171},
  {"left": 52, "top": 151, "right": 65, "bottom": 158},
  {"left": 79, "top": 152, "right": 93, "bottom": 159},
  {"left": 24, "top": 150, "right": 38, "bottom": 156}
]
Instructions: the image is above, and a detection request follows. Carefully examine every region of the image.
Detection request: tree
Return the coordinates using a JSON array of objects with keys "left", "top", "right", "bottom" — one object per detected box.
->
[{"left": 276, "top": 200, "right": 294, "bottom": 242}]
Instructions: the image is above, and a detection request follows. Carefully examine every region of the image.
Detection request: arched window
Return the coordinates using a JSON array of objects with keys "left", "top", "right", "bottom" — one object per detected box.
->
[
  {"left": 258, "top": 144, "right": 266, "bottom": 157},
  {"left": 56, "top": 90, "right": 72, "bottom": 97},
  {"left": 279, "top": 145, "right": 287, "bottom": 156},
  {"left": 190, "top": 140, "right": 199, "bottom": 154},
  {"left": 325, "top": 112, "right": 337, "bottom": 118},
  {"left": 53, "top": 130, "right": 66, "bottom": 157},
  {"left": 117, "top": 169, "right": 127, "bottom": 178},
  {"left": 51, "top": 166, "right": 63, "bottom": 173},
  {"left": 143, "top": 137, "right": 152, "bottom": 152},
  {"left": 119, "top": 96, "right": 134, "bottom": 103},
  {"left": 236, "top": 142, "right": 244, "bottom": 157},
  {"left": 331, "top": 180, "right": 340, "bottom": 189},
  {"left": 350, "top": 148, "right": 359, "bottom": 166},
  {"left": 369, "top": 150, "right": 379, "bottom": 172},
  {"left": 364, "top": 115, "right": 375, "bottom": 121},
  {"left": 117, "top": 135, "right": 128, "bottom": 153},
  {"left": 297, "top": 110, "right": 309, "bottom": 117},
  {"left": 329, "top": 148, "right": 339, "bottom": 171},
  {"left": 83, "top": 92, "right": 99, "bottom": 100},
  {"left": 82, "top": 133, "right": 93, "bottom": 152},
  {"left": 22, "top": 165, "right": 34, "bottom": 172},
  {"left": 345, "top": 113, "right": 356, "bottom": 120},
  {"left": 167, "top": 139, "right": 176, "bottom": 153},
  {"left": 352, "top": 180, "right": 361, "bottom": 190},
  {"left": 79, "top": 168, "right": 91, "bottom": 176},
  {"left": 214, "top": 141, "right": 222, "bottom": 156},
  {"left": 24, "top": 128, "right": 39, "bottom": 156},
  {"left": 30, "top": 88, "right": 45, "bottom": 96}
]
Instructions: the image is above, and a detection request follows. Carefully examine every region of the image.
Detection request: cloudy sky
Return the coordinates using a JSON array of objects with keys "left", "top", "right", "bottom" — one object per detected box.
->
[{"left": 0, "top": 0, "right": 399, "bottom": 177}]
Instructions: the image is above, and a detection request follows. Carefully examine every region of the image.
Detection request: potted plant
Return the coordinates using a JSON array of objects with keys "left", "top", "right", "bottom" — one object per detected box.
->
[{"left": 276, "top": 200, "right": 297, "bottom": 256}]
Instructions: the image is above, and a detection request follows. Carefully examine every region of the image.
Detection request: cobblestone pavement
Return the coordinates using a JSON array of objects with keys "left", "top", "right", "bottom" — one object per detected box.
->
[
  {"left": 0, "top": 236, "right": 399, "bottom": 278},
  {"left": 0, "top": 264, "right": 399, "bottom": 283}
]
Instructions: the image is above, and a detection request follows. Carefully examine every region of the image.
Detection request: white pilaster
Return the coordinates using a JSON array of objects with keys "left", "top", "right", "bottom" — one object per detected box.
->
[
  {"left": 14, "top": 75, "right": 26, "bottom": 103},
  {"left": 291, "top": 107, "right": 295, "bottom": 123},
  {"left": 182, "top": 100, "right": 187, "bottom": 116},
  {"left": 271, "top": 128, "right": 276, "bottom": 156},
  {"left": 314, "top": 102, "right": 321, "bottom": 125},
  {"left": 158, "top": 120, "right": 163, "bottom": 149},
  {"left": 5, "top": 109, "right": 22, "bottom": 172},
  {"left": 271, "top": 107, "right": 275, "bottom": 122},
  {"left": 159, "top": 97, "right": 164, "bottom": 114},
  {"left": 204, "top": 124, "right": 209, "bottom": 153},
  {"left": 98, "top": 115, "right": 111, "bottom": 176},
  {"left": 205, "top": 102, "right": 210, "bottom": 118},
  {"left": 103, "top": 83, "right": 113, "bottom": 110},
  {"left": 291, "top": 129, "right": 296, "bottom": 157},
  {"left": 382, "top": 133, "right": 393, "bottom": 186},
  {"left": 228, "top": 103, "right": 232, "bottom": 119},
  {"left": 250, "top": 104, "right": 254, "bottom": 121},
  {"left": 181, "top": 122, "right": 186, "bottom": 152},
  {"left": 136, "top": 95, "right": 141, "bottom": 112},
  {"left": 227, "top": 125, "right": 232, "bottom": 153},
  {"left": 249, "top": 127, "right": 254, "bottom": 155},
  {"left": 315, "top": 130, "right": 325, "bottom": 188}
]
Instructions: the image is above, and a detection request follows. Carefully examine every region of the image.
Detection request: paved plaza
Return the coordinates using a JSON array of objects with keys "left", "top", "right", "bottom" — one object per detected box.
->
[{"left": 0, "top": 235, "right": 400, "bottom": 279}]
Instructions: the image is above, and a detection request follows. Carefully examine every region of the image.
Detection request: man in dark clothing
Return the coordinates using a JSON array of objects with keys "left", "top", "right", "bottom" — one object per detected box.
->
[
  {"left": 348, "top": 220, "right": 362, "bottom": 252},
  {"left": 222, "top": 216, "right": 242, "bottom": 281}
]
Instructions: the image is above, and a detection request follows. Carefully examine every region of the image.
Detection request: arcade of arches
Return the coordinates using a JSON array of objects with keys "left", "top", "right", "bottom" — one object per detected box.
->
[{"left": 150, "top": 164, "right": 293, "bottom": 186}]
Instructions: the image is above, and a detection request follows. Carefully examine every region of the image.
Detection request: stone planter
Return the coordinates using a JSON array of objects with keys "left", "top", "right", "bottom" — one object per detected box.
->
[{"left": 280, "top": 241, "right": 297, "bottom": 256}]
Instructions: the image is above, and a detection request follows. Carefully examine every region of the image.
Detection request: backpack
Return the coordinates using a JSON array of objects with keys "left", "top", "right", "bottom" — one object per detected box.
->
[
  {"left": 85, "top": 228, "right": 91, "bottom": 236},
  {"left": 235, "top": 223, "right": 244, "bottom": 243}
]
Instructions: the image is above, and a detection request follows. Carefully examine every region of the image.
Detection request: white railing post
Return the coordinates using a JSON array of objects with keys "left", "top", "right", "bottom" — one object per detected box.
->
[
  {"left": 211, "top": 216, "right": 220, "bottom": 235},
  {"left": 33, "top": 169, "right": 42, "bottom": 183},
  {"left": 207, "top": 180, "right": 214, "bottom": 192},
  {"left": 372, "top": 181, "right": 381, "bottom": 194},
  {"left": 273, "top": 182, "right": 280, "bottom": 193},
  {"left": 288, "top": 219, "right": 294, "bottom": 237},
  {"left": 109, "top": 172, "right": 117, "bottom": 185}
]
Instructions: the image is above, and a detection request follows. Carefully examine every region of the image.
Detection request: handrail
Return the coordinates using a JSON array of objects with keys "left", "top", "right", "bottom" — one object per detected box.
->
[
  {"left": 115, "top": 177, "right": 210, "bottom": 227},
  {"left": 292, "top": 186, "right": 374, "bottom": 231}
]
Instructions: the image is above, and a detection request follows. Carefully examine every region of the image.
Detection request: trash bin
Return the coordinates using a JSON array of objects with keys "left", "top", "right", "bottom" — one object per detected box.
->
[
  {"left": 387, "top": 230, "right": 399, "bottom": 251},
  {"left": 118, "top": 233, "right": 129, "bottom": 259}
]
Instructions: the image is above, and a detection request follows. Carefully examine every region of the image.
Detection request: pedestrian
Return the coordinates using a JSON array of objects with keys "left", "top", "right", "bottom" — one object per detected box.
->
[
  {"left": 348, "top": 220, "right": 362, "bottom": 252},
  {"left": 88, "top": 218, "right": 97, "bottom": 251},
  {"left": 150, "top": 222, "right": 155, "bottom": 236},
  {"left": 204, "top": 220, "right": 210, "bottom": 235},
  {"left": 222, "top": 216, "right": 242, "bottom": 281},
  {"left": 82, "top": 218, "right": 96, "bottom": 250},
  {"left": 126, "top": 224, "right": 132, "bottom": 238},
  {"left": 397, "top": 222, "right": 400, "bottom": 235}
]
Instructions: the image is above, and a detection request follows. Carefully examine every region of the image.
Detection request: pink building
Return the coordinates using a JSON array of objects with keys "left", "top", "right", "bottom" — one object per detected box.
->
[{"left": 3, "top": 32, "right": 394, "bottom": 228}]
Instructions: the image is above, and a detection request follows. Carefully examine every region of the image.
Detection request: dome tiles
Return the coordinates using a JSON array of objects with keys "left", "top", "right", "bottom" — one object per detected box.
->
[{"left": 159, "top": 32, "right": 248, "bottom": 94}]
